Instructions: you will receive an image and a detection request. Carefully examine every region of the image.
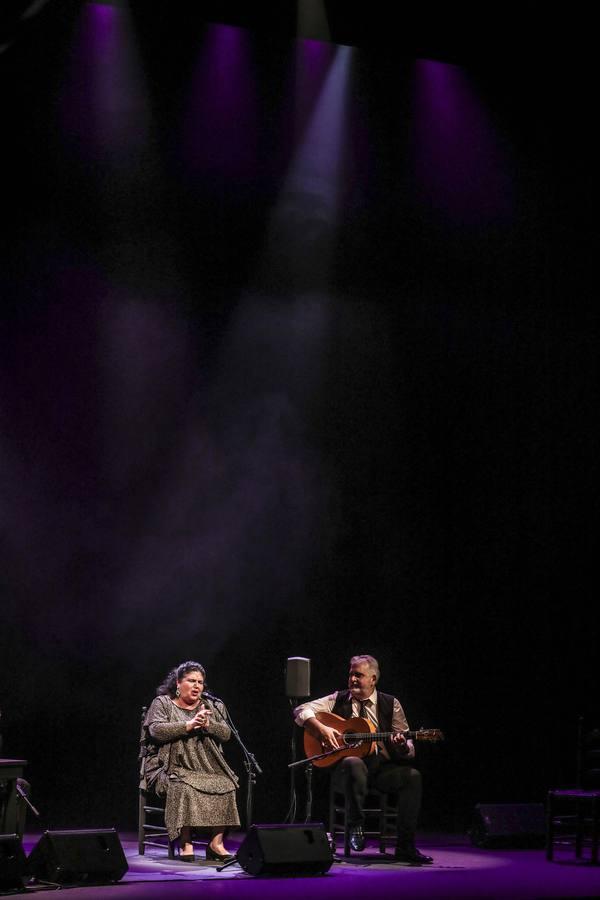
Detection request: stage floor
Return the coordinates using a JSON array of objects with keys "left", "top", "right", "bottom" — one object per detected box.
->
[{"left": 13, "top": 831, "right": 600, "bottom": 899}]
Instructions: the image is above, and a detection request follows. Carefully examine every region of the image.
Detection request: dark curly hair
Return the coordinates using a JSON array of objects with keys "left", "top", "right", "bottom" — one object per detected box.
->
[{"left": 157, "top": 661, "right": 206, "bottom": 697}]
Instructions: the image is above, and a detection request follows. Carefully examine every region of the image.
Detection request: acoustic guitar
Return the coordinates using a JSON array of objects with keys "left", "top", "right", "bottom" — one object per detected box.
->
[{"left": 303, "top": 711, "right": 444, "bottom": 768}]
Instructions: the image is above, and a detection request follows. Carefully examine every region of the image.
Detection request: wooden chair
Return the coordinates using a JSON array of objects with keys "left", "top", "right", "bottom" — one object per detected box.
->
[
  {"left": 137, "top": 706, "right": 208, "bottom": 859},
  {"left": 329, "top": 780, "right": 398, "bottom": 856},
  {"left": 138, "top": 787, "right": 174, "bottom": 858},
  {"left": 138, "top": 706, "right": 174, "bottom": 857},
  {"left": 546, "top": 717, "right": 600, "bottom": 864}
]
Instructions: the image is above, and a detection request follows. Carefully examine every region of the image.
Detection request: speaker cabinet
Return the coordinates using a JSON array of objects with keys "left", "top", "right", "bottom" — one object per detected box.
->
[
  {"left": 285, "top": 657, "right": 310, "bottom": 699},
  {"left": 469, "top": 803, "right": 546, "bottom": 848},
  {"left": 26, "top": 828, "right": 128, "bottom": 884},
  {"left": 236, "top": 823, "right": 333, "bottom": 875},
  {"left": 0, "top": 834, "right": 26, "bottom": 891}
]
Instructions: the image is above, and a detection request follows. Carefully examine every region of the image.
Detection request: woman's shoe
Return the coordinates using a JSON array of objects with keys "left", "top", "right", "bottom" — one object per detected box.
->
[
  {"left": 179, "top": 853, "right": 195, "bottom": 862},
  {"left": 206, "top": 845, "right": 235, "bottom": 862}
]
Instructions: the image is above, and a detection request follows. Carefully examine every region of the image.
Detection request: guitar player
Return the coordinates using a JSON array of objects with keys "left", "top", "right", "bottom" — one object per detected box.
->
[{"left": 293, "top": 654, "right": 433, "bottom": 865}]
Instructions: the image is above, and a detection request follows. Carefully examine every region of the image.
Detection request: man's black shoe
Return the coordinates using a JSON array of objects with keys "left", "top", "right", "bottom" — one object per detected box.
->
[
  {"left": 349, "top": 825, "right": 366, "bottom": 852},
  {"left": 394, "top": 846, "right": 433, "bottom": 865}
]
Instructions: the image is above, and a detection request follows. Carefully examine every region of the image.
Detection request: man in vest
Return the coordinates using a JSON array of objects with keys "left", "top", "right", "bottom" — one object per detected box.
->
[{"left": 294, "top": 654, "right": 432, "bottom": 865}]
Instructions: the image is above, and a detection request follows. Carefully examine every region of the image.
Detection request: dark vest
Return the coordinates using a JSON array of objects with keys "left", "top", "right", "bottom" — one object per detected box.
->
[{"left": 331, "top": 690, "right": 405, "bottom": 763}]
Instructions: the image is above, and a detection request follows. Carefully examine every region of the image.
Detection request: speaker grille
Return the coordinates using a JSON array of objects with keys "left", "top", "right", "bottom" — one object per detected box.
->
[
  {"left": 470, "top": 803, "right": 545, "bottom": 848},
  {"left": 26, "top": 829, "right": 128, "bottom": 884},
  {"left": 237, "top": 823, "right": 333, "bottom": 875},
  {"left": 285, "top": 657, "right": 311, "bottom": 698},
  {"left": 0, "top": 834, "right": 26, "bottom": 891}
]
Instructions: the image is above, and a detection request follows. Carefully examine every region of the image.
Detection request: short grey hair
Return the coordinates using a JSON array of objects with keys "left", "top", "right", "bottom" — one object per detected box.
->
[{"left": 350, "top": 654, "right": 380, "bottom": 683}]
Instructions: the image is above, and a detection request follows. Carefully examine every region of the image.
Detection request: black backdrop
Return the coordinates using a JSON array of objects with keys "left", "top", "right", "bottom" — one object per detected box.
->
[{"left": 0, "top": 2, "right": 597, "bottom": 834}]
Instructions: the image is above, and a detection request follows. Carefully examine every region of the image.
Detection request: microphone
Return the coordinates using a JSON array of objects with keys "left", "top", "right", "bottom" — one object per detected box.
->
[{"left": 203, "top": 690, "right": 222, "bottom": 703}]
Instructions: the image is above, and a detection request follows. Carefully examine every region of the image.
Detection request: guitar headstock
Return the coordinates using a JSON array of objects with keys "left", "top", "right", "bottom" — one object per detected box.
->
[{"left": 413, "top": 728, "right": 445, "bottom": 743}]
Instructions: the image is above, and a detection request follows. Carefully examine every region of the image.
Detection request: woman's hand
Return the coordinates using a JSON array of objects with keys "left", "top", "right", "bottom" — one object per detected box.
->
[{"left": 185, "top": 706, "right": 212, "bottom": 733}]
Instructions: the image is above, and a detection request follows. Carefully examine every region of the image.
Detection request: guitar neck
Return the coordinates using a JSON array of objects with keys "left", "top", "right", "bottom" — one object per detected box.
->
[{"left": 345, "top": 731, "right": 411, "bottom": 742}]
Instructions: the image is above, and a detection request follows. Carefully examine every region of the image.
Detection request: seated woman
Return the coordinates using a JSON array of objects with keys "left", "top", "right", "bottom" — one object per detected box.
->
[{"left": 142, "top": 660, "right": 240, "bottom": 861}]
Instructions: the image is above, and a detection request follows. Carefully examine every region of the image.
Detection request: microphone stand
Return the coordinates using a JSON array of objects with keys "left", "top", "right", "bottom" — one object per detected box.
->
[
  {"left": 285, "top": 697, "right": 315, "bottom": 823},
  {"left": 207, "top": 694, "right": 262, "bottom": 873},
  {"left": 284, "top": 698, "right": 299, "bottom": 823},
  {"left": 288, "top": 747, "right": 341, "bottom": 767},
  {"left": 16, "top": 782, "right": 41, "bottom": 818}
]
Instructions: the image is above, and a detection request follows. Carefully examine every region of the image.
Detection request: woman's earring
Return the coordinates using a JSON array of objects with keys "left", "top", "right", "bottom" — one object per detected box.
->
[{"left": 176, "top": 687, "right": 181, "bottom": 697}]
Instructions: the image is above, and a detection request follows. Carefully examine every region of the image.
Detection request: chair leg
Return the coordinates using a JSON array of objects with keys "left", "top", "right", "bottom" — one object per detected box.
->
[
  {"left": 379, "top": 793, "right": 386, "bottom": 854},
  {"left": 545, "top": 794, "right": 554, "bottom": 861},
  {"left": 328, "top": 790, "right": 335, "bottom": 846},
  {"left": 139, "top": 789, "right": 174, "bottom": 858},
  {"left": 138, "top": 794, "right": 145, "bottom": 855},
  {"left": 592, "top": 797, "right": 599, "bottom": 866},
  {"left": 575, "top": 799, "right": 584, "bottom": 859},
  {"left": 344, "top": 793, "right": 351, "bottom": 857}
]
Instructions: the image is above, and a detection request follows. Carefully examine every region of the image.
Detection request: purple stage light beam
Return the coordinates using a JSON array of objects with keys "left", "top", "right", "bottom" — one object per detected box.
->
[
  {"left": 60, "top": 2, "right": 153, "bottom": 162},
  {"left": 411, "top": 59, "right": 514, "bottom": 227},
  {"left": 286, "top": 40, "right": 352, "bottom": 215},
  {"left": 257, "top": 40, "right": 353, "bottom": 291},
  {"left": 182, "top": 24, "right": 258, "bottom": 180}
]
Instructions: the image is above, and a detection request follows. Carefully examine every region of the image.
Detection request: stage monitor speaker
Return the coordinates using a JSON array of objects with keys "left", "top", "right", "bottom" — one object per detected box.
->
[
  {"left": 236, "top": 823, "right": 333, "bottom": 875},
  {"left": 469, "top": 803, "right": 546, "bottom": 848},
  {"left": 0, "top": 834, "right": 26, "bottom": 891},
  {"left": 26, "top": 828, "right": 128, "bottom": 885},
  {"left": 285, "top": 657, "right": 310, "bottom": 699}
]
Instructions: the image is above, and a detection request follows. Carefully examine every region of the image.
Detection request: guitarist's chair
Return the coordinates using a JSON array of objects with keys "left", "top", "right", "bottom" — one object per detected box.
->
[
  {"left": 329, "top": 780, "right": 398, "bottom": 856},
  {"left": 546, "top": 718, "right": 600, "bottom": 864}
]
